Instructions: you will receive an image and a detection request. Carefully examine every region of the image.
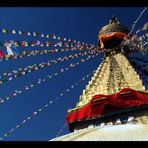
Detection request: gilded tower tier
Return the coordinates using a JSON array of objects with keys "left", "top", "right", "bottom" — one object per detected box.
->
[
  {"left": 66, "top": 16, "right": 148, "bottom": 133},
  {"left": 76, "top": 52, "right": 145, "bottom": 108}
]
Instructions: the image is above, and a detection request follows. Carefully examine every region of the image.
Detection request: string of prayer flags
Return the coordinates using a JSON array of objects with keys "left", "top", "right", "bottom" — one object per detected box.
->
[
  {"left": 129, "top": 7, "right": 147, "bottom": 34},
  {"left": 0, "top": 51, "right": 98, "bottom": 85},
  {"left": 0, "top": 53, "right": 99, "bottom": 105},
  {"left": 0, "top": 46, "right": 99, "bottom": 63},
  {"left": 135, "top": 23, "right": 148, "bottom": 35},
  {"left": 0, "top": 40, "right": 98, "bottom": 55},
  {"left": 0, "top": 27, "right": 97, "bottom": 49},
  {"left": 0, "top": 70, "right": 95, "bottom": 141}
]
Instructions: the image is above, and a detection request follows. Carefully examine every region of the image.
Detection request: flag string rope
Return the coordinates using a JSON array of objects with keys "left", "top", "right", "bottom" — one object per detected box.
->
[
  {"left": 0, "top": 50, "right": 98, "bottom": 84},
  {"left": 0, "top": 53, "right": 99, "bottom": 104},
  {"left": 0, "top": 27, "right": 86, "bottom": 44},
  {"left": 1, "top": 53, "right": 142, "bottom": 105},
  {"left": 0, "top": 27, "right": 96, "bottom": 48},
  {"left": 134, "top": 22, "right": 148, "bottom": 35},
  {"left": 0, "top": 39, "right": 97, "bottom": 50},
  {"left": 0, "top": 69, "right": 96, "bottom": 140},
  {"left": 121, "top": 31, "right": 148, "bottom": 53},
  {"left": 55, "top": 122, "right": 67, "bottom": 138},
  {"left": 129, "top": 7, "right": 147, "bottom": 35},
  {"left": 0, "top": 46, "right": 100, "bottom": 63}
]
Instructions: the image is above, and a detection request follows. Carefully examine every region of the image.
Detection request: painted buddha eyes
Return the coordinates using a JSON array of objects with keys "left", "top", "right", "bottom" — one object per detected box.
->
[
  {"left": 114, "top": 116, "right": 134, "bottom": 124},
  {"left": 87, "top": 116, "right": 135, "bottom": 129}
]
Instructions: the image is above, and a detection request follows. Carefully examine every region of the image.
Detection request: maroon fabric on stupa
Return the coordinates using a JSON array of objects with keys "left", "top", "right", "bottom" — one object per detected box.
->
[{"left": 66, "top": 88, "right": 148, "bottom": 124}]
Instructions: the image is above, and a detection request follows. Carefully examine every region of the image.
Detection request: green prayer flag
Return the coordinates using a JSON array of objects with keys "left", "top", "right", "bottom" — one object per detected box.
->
[
  {"left": 2, "top": 28, "right": 7, "bottom": 33},
  {"left": 6, "top": 97, "right": 10, "bottom": 100},
  {"left": 33, "top": 32, "right": 37, "bottom": 36},
  {"left": 0, "top": 81, "right": 3, "bottom": 84},
  {"left": 16, "top": 125, "right": 20, "bottom": 128},
  {"left": 18, "top": 31, "right": 22, "bottom": 35},
  {"left": 4, "top": 134, "right": 8, "bottom": 137},
  {"left": 142, "top": 23, "right": 148, "bottom": 30},
  {"left": 27, "top": 116, "right": 31, "bottom": 120},
  {"left": 38, "top": 109, "right": 42, "bottom": 112},
  {"left": 5, "top": 58, "right": 9, "bottom": 61},
  {"left": 14, "top": 75, "right": 18, "bottom": 78},
  {"left": 46, "top": 35, "right": 49, "bottom": 38}
]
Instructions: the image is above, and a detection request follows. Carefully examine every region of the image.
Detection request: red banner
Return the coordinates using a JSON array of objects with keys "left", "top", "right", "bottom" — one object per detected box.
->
[
  {"left": 66, "top": 88, "right": 148, "bottom": 124},
  {"left": 99, "top": 32, "right": 130, "bottom": 49}
]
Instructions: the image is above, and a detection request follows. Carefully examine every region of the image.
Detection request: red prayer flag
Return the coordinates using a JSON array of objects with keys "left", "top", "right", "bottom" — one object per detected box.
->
[
  {"left": 50, "top": 43, "right": 55, "bottom": 46},
  {"left": 0, "top": 50, "right": 5, "bottom": 59}
]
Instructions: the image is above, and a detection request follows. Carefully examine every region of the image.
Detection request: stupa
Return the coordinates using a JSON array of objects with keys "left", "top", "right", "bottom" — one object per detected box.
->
[{"left": 51, "top": 16, "right": 148, "bottom": 141}]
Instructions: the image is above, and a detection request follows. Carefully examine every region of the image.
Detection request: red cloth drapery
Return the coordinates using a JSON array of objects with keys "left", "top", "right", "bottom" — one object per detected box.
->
[
  {"left": 66, "top": 88, "right": 148, "bottom": 124},
  {"left": 98, "top": 32, "right": 130, "bottom": 49}
]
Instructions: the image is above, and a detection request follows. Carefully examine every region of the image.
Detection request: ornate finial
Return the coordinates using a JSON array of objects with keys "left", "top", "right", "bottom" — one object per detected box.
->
[{"left": 109, "top": 16, "right": 120, "bottom": 24}]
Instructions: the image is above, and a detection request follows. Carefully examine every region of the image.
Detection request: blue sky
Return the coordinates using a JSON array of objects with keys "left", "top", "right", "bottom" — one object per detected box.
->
[{"left": 0, "top": 7, "right": 147, "bottom": 141}]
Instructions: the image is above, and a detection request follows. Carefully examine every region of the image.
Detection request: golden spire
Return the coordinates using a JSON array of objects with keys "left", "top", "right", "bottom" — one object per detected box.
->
[
  {"left": 76, "top": 52, "right": 145, "bottom": 108},
  {"left": 75, "top": 16, "right": 145, "bottom": 108}
]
